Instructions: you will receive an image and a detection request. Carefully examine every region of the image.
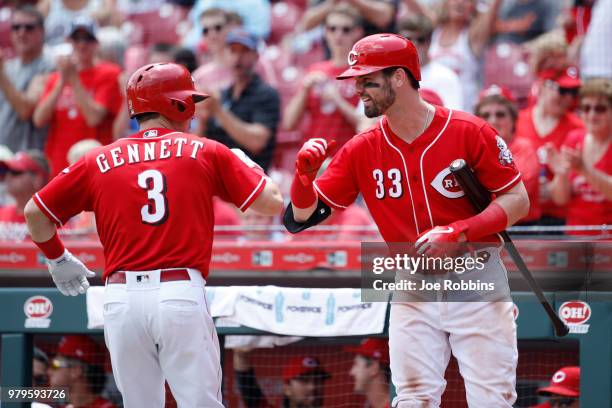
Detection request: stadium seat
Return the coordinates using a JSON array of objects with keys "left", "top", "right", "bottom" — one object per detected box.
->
[
  {"left": 484, "top": 42, "right": 534, "bottom": 107},
  {"left": 125, "top": 3, "right": 189, "bottom": 47},
  {"left": 0, "top": 7, "right": 13, "bottom": 52},
  {"left": 269, "top": 1, "right": 303, "bottom": 45}
]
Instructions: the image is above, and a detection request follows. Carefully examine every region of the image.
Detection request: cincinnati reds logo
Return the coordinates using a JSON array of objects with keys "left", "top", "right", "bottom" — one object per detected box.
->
[
  {"left": 430, "top": 168, "right": 465, "bottom": 199},
  {"left": 552, "top": 371, "right": 566, "bottom": 383},
  {"left": 348, "top": 50, "right": 359, "bottom": 66}
]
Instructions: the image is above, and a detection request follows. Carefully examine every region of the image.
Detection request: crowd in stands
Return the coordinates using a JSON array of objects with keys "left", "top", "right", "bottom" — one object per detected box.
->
[{"left": 0, "top": 0, "right": 610, "bottom": 242}]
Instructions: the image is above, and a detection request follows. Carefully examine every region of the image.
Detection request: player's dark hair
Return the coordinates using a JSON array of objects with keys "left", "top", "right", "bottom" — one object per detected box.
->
[
  {"left": 85, "top": 363, "right": 106, "bottom": 395},
  {"left": 382, "top": 66, "right": 420, "bottom": 90},
  {"left": 13, "top": 5, "right": 45, "bottom": 28},
  {"left": 134, "top": 112, "right": 161, "bottom": 124}
]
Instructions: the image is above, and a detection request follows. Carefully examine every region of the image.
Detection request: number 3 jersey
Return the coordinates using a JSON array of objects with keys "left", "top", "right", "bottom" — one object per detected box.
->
[
  {"left": 33, "top": 128, "right": 266, "bottom": 279},
  {"left": 313, "top": 106, "right": 522, "bottom": 243}
]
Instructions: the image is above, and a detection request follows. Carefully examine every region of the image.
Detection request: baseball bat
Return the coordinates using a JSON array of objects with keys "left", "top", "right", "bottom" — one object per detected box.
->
[{"left": 449, "top": 159, "right": 570, "bottom": 337}]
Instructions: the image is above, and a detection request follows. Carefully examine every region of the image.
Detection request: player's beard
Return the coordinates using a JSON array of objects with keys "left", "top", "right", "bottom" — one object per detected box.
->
[{"left": 364, "top": 80, "right": 396, "bottom": 118}]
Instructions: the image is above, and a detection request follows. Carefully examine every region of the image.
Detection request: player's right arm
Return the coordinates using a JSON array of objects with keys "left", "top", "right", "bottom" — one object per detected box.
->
[{"left": 24, "top": 159, "right": 96, "bottom": 296}]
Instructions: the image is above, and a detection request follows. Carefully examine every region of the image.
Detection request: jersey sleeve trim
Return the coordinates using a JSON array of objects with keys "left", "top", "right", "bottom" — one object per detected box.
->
[
  {"left": 33, "top": 193, "right": 63, "bottom": 226},
  {"left": 489, "top": 172, "right": 522, "bottom": 193},
  {"left": 239, "top": 176, "right": 267, "bottom": 212},
  {"left": 313, "top": 182, "right": 348, "bottom": 210}
]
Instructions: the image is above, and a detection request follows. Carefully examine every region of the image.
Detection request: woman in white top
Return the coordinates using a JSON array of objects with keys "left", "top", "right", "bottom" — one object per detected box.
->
[{"left": 428, "top": 0, "right": 502, "bottom": 112}]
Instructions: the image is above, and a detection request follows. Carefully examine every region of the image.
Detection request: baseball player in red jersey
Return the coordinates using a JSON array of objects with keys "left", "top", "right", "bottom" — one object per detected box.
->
[
  {"left": 24, "top": 62, "right": 283, "bottom": 408},
  {"left": 285, "top": 34, "right": 530, "bottom": 407}
]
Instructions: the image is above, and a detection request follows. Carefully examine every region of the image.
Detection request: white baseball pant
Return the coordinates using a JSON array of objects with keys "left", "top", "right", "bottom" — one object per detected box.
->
[
  {"left": 102, "top": 269, "right": 223, "bottom": 408},
  {"left": 390, "top": 250, "right": 518, "bottom": 407}
]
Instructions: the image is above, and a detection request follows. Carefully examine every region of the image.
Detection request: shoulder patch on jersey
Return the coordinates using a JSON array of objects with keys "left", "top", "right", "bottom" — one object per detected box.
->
[
  {"left": 143, "top": 129, "right": 158, "bottom": 138},
  {"left": 431, "top": 167, "right": 465, "bottom": 199},
  {"left": 496, "top": 135, "right": 514, "bottom": 166}
]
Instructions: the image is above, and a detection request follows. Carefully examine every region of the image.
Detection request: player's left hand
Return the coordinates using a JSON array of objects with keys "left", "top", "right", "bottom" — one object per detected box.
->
[
  {"left": 415, "top": 223, "right": 467, "bottom": 257},
  {"left": 47, "top": 249, "right": 96, "bottom": 296}
]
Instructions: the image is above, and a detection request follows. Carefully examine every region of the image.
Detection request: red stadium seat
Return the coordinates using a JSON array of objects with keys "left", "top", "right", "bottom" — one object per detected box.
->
[
  {"left": 125, "top": 3, "right": 188, "bottom": 47},
  {"left": 0, "top": 7, "right": 14, "bottom": 52},
  {"left": 269, "top": 1, "right": 303, "bottom": 45},
  {"left": 484, "top": 42, "right": 534, "bottom": 107}
]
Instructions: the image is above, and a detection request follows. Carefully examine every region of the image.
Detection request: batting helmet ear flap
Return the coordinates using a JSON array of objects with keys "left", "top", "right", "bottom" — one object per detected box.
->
[{"left": 170, "top": 99, "right": 187, "bottom": 113}]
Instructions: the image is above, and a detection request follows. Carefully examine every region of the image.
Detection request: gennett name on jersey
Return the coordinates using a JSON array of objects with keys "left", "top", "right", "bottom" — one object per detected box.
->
[{"left": 95, "top": 138, "right": 206, "bottom": 173}]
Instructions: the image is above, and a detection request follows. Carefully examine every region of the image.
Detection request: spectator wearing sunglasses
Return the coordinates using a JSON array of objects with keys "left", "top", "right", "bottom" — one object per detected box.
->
[
  {"left": 0, "top": 6, "right": 54, "bottom": 154},
  {"left": 549, "top": 78, "right": 612, "bottom": 235},
  {"left": 33, "top": 16, "right": 122, "bottom": 176},
  {"left": 48, "top": 335, "right": 116, "bottom": 408},
  {"left": 0, "top": 150, "right": 49, "bottom": 241},
  {"left": 475, "top": 85, "right": 541, "bottom": 224},
  {"left": 193, "top": 8, "right": 234, "bottom": 94},
  {"left": 283, "top": 4, "right": 363, "bottom": 154},
  {"left": 397, "top": 14, "right": 463, "bottom": 111},
  {"left": 531, "top": 366, "right": 579, "bottom": 408},
  {"left": 515, "top": 66, "right": 584, "bottom": 227},
  {"left": 301, "top": 0, "right": 398, "bottom": 37}
]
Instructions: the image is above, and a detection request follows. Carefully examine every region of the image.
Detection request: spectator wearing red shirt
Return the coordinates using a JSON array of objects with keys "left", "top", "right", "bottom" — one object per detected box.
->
[
  {"left": 515, "top": 66, "right": 584, "bottom": 225},
  {"left": 346, "top": 338, "right": 391, "bottom": 408},
  {"left": 33, "top": 16, "right": 122, "bottom": 175},
  {"left": 48, "top": 335, "right": 116, "bottom": 408},
  {"left": 0, "top": 150, "right": 48, "bottom": 241},
  {"left": 530, "top": 366, "right": 580, "bottom": 408},
  {"left": 549, "top": 78, "right": 612, "bottom": 235},
  {"left": 475, "top": 85, "right": 541, "bottom": 224},
  {"left": 283, "top": 4, "right": 364, "bottom": 154}
]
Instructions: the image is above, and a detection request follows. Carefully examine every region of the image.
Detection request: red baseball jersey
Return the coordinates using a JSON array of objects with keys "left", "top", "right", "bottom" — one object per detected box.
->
[
  {"left": 304, "top": 61, "right": 360, "bottom": 152},
  {"left": 514, "top": 107, "right": 583, "bottom": 219},
  {"left": 563, "top": 129, "right": 612, "bottom": 234},
  {"left": 33, "top": 128, "right": 266, "bottom": 279},
  {"left": 314, "top": 106, "right": 522, "bottom": 242},
  {"left": 41, "top": 62, "right": 123, "bottom": 175}
]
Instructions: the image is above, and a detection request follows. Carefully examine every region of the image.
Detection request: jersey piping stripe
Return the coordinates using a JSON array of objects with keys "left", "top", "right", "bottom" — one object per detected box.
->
[
  {"left": 34, "top": 193, "right": 63, "bottom": 226},
  {"left": 378, "top": 118, "right": 421, "bottom": 235},
  {"left": 239, "top": 176, "right": 266, "bottom": 211},
  {"left": 490, "top": 172, "right": 522, "bottom": 193},
  {"left": 121, "top": 131, "right": 182, "bottom": 140},
  {"left": 313, "top": 182, "right": 348, "bottom": 209},
  {"left": 419, "top": 109, "right": 453, "bottom": 228}
]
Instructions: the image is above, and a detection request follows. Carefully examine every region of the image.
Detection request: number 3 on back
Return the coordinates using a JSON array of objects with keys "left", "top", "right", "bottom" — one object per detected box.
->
[{"left": 138, "top": 169, "right": 169, "bottom": 225}]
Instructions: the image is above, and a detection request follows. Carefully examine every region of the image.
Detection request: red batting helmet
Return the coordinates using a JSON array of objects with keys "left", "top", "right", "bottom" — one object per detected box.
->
[
  {"left": 337, "top": 33, "right": 421, "bottom": 81},
  {"left": 127, "top": 63, "right": 208, "bottom": 123}
]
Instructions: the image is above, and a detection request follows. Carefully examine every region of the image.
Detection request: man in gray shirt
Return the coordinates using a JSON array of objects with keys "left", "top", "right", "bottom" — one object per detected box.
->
[{"left": 0, "top": 5, "right": 54, "bottom": 153}]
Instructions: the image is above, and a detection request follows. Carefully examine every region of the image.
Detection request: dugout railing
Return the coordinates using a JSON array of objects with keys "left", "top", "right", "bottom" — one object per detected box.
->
[{"left": 0, "top": 288, "right": 610, "bottom": 407}]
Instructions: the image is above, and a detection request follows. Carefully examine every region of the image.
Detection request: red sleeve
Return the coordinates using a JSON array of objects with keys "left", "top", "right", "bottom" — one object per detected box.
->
[
  {"left": 94, "top": 66, "right": 122, "bottom": 115},
  {"left": 40, "top": 73, "right": 59, "bottom": 103},
  {"left": 33, "top": 159, "right": 92, "bottom": 227},
  {"left": 211, "top": 145, "right": 267, "bottom": 212},
  {"left": 470, "top": 123, "right": 522, "bottom": 194},
  {"left": 312, "top": 142, "right": 359, "bottom": 209}
]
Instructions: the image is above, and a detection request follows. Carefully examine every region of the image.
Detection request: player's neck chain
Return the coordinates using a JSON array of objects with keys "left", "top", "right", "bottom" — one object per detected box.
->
[{"left": 420, "top": 104, "right": 433, "bottom": 137}]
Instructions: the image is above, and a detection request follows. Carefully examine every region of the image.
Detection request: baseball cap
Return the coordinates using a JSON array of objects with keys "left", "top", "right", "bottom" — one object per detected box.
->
[
  {"left": 0, "top": 150, "right": 49, "bottom": 179},
  {"left": 478, "top": 84, "right": 516, "bottom": 104},
  {"left": 344, "top": 338, "right": 390, "bottom": 365},
  {"left": 538, "top": 366, "right": 580, "bottom": 397},
  {"left": 226, "top": 29, "right": 258, "bottom": 51},
  {"left": 282, "top": 356, "right": 330, "bottom": 383},
  {"left": 419, "top": 88, "right": 444, "bottom": 106},
  {"left": 68, "top": 15, "right": 98, "bottom": 41},
  {"left": 56, "top": 335, "right": 105, "bottom": 367},
  {"left": 540, "top": 66, "right": 581, "bottom": 88}
]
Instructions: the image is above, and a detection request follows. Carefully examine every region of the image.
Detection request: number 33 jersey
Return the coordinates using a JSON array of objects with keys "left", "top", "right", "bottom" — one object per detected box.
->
[
  {"left": 313, "top": 106, "right": 522, "bottom": 243},
  {"left": 33, "top": 128, "right": 266, "bottom": 279}
]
